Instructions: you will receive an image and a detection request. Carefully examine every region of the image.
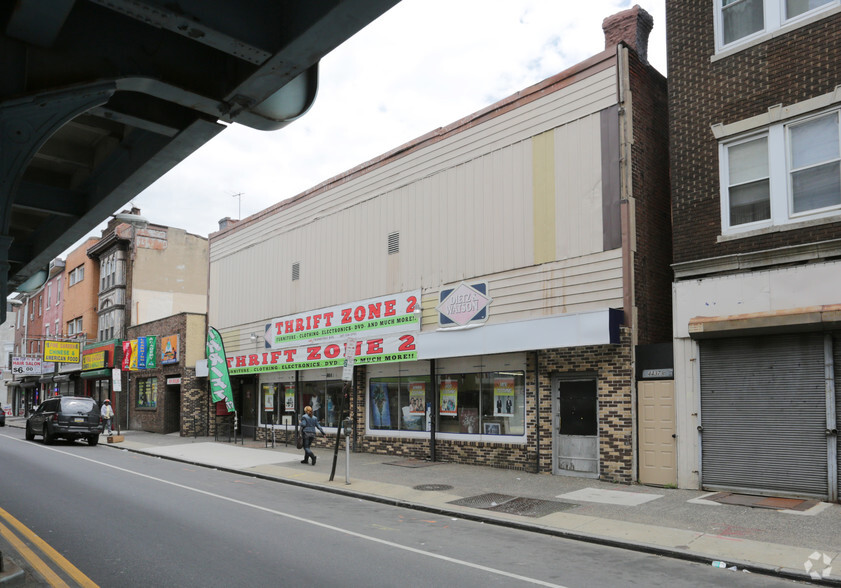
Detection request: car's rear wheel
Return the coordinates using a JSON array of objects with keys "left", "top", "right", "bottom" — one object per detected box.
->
[
  {"left": 43, "top": 425, "right": 53, "bottom": 445},
  {"left": 87, "top": 435, "right": 98, "bottom": 446},
  {"left": 25, "top": 424, "right": 34, "bottom": 441}
]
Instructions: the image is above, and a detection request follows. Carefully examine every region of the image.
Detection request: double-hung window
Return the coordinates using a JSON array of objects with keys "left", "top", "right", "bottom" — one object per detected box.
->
[
  {"left": 716, "top": 0, "right": 838, "bottom": 52},
  {"left": 721, "top": 109, "right": 841, "bottom": 233}
]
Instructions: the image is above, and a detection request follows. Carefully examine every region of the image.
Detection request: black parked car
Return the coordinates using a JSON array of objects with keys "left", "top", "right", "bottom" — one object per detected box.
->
[{"left": 26, "top": 396, "right": 102, "bottom": 446}]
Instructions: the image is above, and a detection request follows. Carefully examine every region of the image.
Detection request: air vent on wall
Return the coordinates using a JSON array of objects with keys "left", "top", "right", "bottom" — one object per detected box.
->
[
  {"left": 388, "top": 231, "right": 399, "bottom": 255},
  {"left": 292, "top": 261, "right": 300, "bottom": 281}
]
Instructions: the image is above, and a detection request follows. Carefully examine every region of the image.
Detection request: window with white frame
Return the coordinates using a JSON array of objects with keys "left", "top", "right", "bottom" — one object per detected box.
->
[
  {"left": 46, "top": 283, "right": 51, "bottom": 309},
  {"left": 720, "top": 109, "right": 841, "bottom": 233},
  {"left": 68, "top": 265, "right": 84, "bottom": 286},
  {"left": 715, "top": 0, "right": 838, "bottom": 51},
  {"left": 56, "top": 277, "right": 61, "bottom": 302}
]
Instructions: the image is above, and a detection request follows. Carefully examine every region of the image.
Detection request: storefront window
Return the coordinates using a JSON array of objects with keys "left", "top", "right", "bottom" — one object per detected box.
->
[
  {"left": 436, "top": 370, "right": 525, "bottom": 436},
  {"left": 369, "top": 376, "right": 430, "bottom": 432},
  {"left": 301, "top": 378, "right": 345, "bottom": 428},
  {"left": 136, "top": 377, "right": 157, "bottom": 408}
]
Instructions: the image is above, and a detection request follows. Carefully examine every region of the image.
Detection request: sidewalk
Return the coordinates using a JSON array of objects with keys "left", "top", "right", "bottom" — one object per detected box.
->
[{"left": 6, "top": 417, "right": 841, "bottom": 585}]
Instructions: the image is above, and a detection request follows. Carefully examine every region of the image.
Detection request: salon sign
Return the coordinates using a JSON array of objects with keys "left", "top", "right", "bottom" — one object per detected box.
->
[{"left": 264, "top": 290, "right": 421, "bottom": 347}]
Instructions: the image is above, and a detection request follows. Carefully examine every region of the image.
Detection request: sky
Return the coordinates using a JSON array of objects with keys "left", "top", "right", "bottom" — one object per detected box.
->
[{"left": 89, "top": 0, "right": 667, "bottom": 243}]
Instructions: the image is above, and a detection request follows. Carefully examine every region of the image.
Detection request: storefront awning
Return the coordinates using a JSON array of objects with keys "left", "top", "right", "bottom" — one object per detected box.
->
[
  {"left": 416, "top": 308, "right": 623, "bottom": 360},
  {"left": 80, "top": 369, "right": 112, "bottom": 379}
]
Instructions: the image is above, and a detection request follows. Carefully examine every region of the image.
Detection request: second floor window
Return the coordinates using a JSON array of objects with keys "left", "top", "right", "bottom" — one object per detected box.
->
[
  {"left": 716, "top": 0, "right": 837, "bottom": 51},
  {"left": 69, "top": 265, "right": 84, "bottom": 286},
  {"left": 720, "top": 108, "right": 841, "bottom": 233}
]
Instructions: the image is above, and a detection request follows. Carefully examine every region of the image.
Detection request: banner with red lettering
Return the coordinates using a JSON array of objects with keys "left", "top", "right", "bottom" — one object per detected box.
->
[
  {"left": 122, "top": 340, "right": 132, "bottom": 370},
  {"left": 266, "top": 290, "right": 421, "bottom": 348},
  {"left": 228, "top": 333, "right": 418, "bottom": 375}
]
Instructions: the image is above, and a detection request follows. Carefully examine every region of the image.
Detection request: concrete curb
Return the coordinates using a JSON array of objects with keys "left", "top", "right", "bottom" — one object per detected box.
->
[{"left": 103, "top": 440, "right": 841, "bottom": 587}]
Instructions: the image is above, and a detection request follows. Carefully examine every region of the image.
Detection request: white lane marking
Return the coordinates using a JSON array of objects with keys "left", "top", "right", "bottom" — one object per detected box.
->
[{"left": 5, "top": 436, "right": 568, "bottom": 588}]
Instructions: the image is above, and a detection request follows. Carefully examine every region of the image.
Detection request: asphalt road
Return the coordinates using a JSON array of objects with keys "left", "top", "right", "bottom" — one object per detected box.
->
[{"left": 0, "top": 429, "right": 811, "bottom": 587}]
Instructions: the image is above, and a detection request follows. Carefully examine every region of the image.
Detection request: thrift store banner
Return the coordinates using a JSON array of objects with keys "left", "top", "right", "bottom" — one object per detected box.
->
[
  {"left": 265, "top": 290, "right": 421, "bottom": 347},
  {"left": 207, "top": 326, "right": 235, "bottom": 413}
]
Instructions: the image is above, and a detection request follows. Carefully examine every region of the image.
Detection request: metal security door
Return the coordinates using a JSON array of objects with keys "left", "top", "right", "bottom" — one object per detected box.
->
[
  {"left": 700, "top": 333, "right": 828, "bottom": 499},
  {"left": 552, "top": 376, "right": 599, "bottom": 478},
  {"left": 833, "top": 334, "right": 841, "bottom": 502}
]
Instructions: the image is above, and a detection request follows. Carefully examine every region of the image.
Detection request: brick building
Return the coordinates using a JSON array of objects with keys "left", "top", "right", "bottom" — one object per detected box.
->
[
  {"left": 126, "top": 313, "right": 208, "bottom": 435},
  {"left": 208, "top": 7, "right": 669, "bottom": 484},
  {"left": 668, "top": 1, "right": 841, "bottom": 500}
]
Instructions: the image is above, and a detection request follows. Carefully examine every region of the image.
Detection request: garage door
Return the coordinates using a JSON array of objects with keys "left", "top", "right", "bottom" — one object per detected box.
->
[{"left": 700, "top": 333, "right": 828, "bottom": 498}]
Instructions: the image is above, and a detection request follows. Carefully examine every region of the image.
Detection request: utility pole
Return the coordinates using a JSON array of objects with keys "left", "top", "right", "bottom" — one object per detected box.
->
[{"left": 231, "top": 192, "right": 244, "bottom": 219}]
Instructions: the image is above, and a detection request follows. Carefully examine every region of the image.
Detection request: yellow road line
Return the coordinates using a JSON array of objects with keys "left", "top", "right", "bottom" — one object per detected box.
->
[{"left": 0, "top": 506, "right": 97, "bottom": 588}]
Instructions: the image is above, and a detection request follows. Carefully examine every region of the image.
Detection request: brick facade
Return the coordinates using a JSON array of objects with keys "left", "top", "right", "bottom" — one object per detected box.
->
[
  {"left": 667, "top": 3, "right": 841, "bottom": 265},
  {"left": 126, "top": 312, "right": 208, "bottom": 435}
]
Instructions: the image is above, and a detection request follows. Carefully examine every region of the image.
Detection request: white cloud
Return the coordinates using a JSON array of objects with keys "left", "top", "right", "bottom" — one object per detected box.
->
[{"left": 101, "top": 0, "right": 666, "bottom": 242}]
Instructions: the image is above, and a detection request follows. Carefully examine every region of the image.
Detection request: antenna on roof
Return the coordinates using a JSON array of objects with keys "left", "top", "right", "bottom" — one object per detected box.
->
[{"left": 232, "top": 192, "right": 244, "bottom": 219}]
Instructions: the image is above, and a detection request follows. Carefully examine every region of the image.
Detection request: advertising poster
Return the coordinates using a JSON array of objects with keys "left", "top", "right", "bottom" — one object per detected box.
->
[
  {"left": 146, "top": 336, "right": 157, "bottom": 369},
  {"left": 493, "top": 376, "right": 515, "bottom": 417},
  {"left": 409, "top": 382, "right": 425, "bottom": 414},
  {"left": 122, "top": 340, "right": 132, "bottom": 370},
  {"left": 284, "top": 387, "right": 295, "bottom": 411},
  {"left": 129, "top": 339, "right": 139, "bottom": 371},
  {"left": 439, "top": 379, "right": 458, "bottom": 416},
  {"left": 137, "top": 337, "right": 147, "bottom": 369},
  {"left": 161, "top": 334, "right": 179, "bottom": 365},
  {"left": 370, "top": 382, "right": 391, "bottom": 427}
]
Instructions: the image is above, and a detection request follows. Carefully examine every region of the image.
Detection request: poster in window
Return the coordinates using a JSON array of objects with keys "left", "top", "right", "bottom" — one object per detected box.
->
[
  {"left": 459, "top": 407, "right": 478, "bottom": 433},
  {"left": 284, "top": 386, "right": 295, "bottom": 411},
  {"left": 370, "top": 382, "right": 391, "bottom": 427},
  {"left": 439, "top": 379, "right": 458, "bottom": 416},
  {"left": 264, "top": 388, "right": 275, "bottom": 411},
  {"left": 409, "top": 382, "right": 425, "bottom": 414},
  {"left": 493, "top": 376, "right": 515, "bottom": 417}
]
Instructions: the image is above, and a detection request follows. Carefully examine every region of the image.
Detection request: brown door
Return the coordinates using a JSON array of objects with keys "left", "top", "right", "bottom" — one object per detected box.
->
[{"left": 639, "top": 380, "right": 676, "bottom": 486}]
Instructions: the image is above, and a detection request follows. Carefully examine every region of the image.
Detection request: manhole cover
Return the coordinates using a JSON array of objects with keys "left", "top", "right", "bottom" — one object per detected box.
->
[
  {"left": 487, "top": 497, "right": 576, "bottom": 518},
  {"left": 413, "top": 484, "right": 454, "bottom": 491},
  {"left": 448, "top": 493, "right": 516, "bottom": 508}
]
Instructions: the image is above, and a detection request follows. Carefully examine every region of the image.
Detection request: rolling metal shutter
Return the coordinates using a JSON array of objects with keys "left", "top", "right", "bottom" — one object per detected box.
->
[
  {"left": 700, "top": 333, "right": 828, "bottom": 498},
  {"left": 835, "top": 334, "right": 841, "bottom": 493}
]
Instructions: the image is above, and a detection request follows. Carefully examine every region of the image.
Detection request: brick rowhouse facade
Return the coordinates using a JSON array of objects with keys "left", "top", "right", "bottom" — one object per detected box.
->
[
  {"left": 668, "top": 4, "right": 841, "bottom": 265},
  {"left": 668, "top": 1, "right": 841, "bottom": 499}
]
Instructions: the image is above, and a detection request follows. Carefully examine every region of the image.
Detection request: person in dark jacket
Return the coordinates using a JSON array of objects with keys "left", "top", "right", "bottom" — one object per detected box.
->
[{"left": 299, "top": 405, "right": 324, "bottom": 465}]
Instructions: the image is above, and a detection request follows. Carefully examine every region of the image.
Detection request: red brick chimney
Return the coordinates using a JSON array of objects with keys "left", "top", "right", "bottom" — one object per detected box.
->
[{"left": 602, "top": 5, "right": 653, "bottom": 64}]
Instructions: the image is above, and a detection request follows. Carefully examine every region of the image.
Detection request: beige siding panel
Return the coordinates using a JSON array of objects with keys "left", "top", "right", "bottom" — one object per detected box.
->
[
  {"left": 554, "top": 113, "right": 604, "bottom": 260},
  {"left": 209, "top": 68, "right": 618, "bottom": 329},
  {"left": 209, "top": 66, "right": 617, "bottom": 264}
]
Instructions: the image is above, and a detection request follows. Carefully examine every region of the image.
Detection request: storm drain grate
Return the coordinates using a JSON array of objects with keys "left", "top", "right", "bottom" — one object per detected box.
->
[
  {"left": 486, "top": 497, "right": 577, "bottom": 518},
  {"left": 413, "top": 484, "right": 454, "bottom": 491},
  {"left": 448, "top": 493, "right": 576, "bottom": 518},
  {"left": 448, "top": 493, "right": 517, "bottom": 509}
]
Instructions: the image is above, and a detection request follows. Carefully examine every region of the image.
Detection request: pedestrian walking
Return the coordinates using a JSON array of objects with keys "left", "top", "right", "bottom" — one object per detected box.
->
[
  {"left": 101, "top": 399, "right": 114, "bottom": 436},
  {"left": 299, "top": 405, "right": 324, "bottom": 465}
]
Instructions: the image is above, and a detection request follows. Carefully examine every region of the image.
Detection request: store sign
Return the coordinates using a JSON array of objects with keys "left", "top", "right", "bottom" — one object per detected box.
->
[
  {"left": 166, "top": 377, "right": 181, "bottom": 385},
  {"left": 227, "top": 334, "right": 417, "bottom": 375},
  {"left": 85, "top": 342, "right": 116, "bottom": 370},
  {"left": 12, "top": 356, "right": 43, "bottom": 376},
  {"left": 43, "top": 340, "right": 81, "bottom": 363},
  {"left": 437, "top": 282, "right": 491, "bottom": 327},
  {"left": 265, "top": 290, "right": 421, "bottom": 348},
  {"left": 83, "top": 351, "right": 108, "bottom": 371}
]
